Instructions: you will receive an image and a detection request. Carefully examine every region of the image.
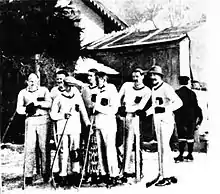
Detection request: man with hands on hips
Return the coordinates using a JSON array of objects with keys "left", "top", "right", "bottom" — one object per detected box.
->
[{"left": 144, "top": 65, "right": 182, "bottom": 186}]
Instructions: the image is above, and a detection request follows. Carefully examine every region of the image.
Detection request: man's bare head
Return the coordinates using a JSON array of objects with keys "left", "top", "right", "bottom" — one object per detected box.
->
[{"left": 27, "top": 73, "right": 39, "bottom": 91}]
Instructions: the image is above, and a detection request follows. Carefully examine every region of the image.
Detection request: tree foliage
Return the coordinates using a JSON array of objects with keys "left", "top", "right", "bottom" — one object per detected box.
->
[{"left": 0, "top": 0, "right": 82, "bottom": 62}]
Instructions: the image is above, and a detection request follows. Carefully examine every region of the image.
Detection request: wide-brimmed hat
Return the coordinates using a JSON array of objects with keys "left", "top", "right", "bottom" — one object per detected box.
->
[
  {"left": 63, "top": 76, "right": 77, "bottom": 86},
  {"left": 148, "top": 65, "right": 164, "bottom": 76}
]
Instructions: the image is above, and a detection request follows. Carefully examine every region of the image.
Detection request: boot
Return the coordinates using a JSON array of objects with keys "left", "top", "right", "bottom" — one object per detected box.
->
[
  {"left": 184, "top": 142, "right": 194, "bottom": 161},
  {"left": 25, "top": 177, "right": 33, "bottom": 186},
  {"left": 184, "top": 153, "right": 194, "bottom": 161},
  {"left": 59, "top": 176, "right": 67, "bottom": 187},
  {"left": 43, "top": 173, "right": 50, "bottom": 183},
  {"left": 174, "top": 155, "right": 184, "bottom": 162},
  {"left": 174, "top": 141, "right": 185, "bottom": 162}
]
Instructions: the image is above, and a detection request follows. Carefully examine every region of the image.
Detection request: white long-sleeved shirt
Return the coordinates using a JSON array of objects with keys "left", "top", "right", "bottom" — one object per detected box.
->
[
  {"left": 147, "top": 82, "right": 183, "bottom": 123},
  {"left": 50, "top": 86, "right": 66, "bottom": 101},
  {"left": 81, "top": 84, "right": 99, "bottom": 110},
  {"left": 93, "top": 83, "right": 119, "bottom": 131},
  {"left": 95, "top": 83, "right": 120, "bottom": 115},
  {"left": 16, "top": 86, "right": 51, "bottom": 116},
  {"left": 119, "top": 82, "right": 151, "bottom": 113},
  {"left": 50, "top": 87, "right": 90, "bottom": 134}
]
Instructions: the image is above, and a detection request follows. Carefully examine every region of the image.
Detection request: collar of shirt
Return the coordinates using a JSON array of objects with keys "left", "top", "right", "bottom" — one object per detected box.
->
[
  {"left": 153, "top": 82, "right": 164, "bottom": 91},
  {"left": 61, "top": 91, "right": 75, "bottom": 99},
  {"left": 133, "top": 84, "right": 145, "bottom": 91},
  {"left": 89, "top": 85, "right": 97, "bottom": 89},
  {"left": 98, "top": 85, "right": 106, "bottom": 93},
  {"left": 58, "top": 86, "right": 66, "bottom": 92},
  {"left": 27, "top": 86, "right": 39, "bottom": 93}
]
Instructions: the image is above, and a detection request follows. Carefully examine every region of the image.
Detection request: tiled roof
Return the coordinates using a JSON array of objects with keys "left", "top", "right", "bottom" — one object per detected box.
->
[
  {"left": 82, "top": 0, "right": 128, "bottom": 30},
  {"left": 83, "top": 23, "right": 203, "bottom": 50}
]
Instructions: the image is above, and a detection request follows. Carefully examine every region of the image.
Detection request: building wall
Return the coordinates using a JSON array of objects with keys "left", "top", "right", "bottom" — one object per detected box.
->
[
  {"left": 179, "top": 37, "right": 191, "bottom": 77},
  {"left": 71, "top": 0, "right": 105, "bottom": 46},
  {"left": 90, "top": 42, "right": 181, "bottom": 89}
]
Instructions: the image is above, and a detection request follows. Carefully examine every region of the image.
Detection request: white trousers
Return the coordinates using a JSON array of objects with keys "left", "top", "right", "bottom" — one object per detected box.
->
[
  {"left": 155, "top": 116, "right": 175, "bottom": 178},
  {"left": 52, "top": 133, "right": 81, "bottom": 176},
  {"left": 24, "top": 115, "right": 49, "bottom": 177}
]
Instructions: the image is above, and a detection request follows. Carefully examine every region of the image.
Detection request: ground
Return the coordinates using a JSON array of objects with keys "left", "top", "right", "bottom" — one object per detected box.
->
[{"left": 0, "top": 143, "right": 214, "bottom": 194}]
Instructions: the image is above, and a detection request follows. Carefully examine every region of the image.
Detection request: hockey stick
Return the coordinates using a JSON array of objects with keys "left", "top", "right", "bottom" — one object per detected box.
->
[
  {"left": 22, "top": 120, "right": 28, "bottom": 190},
  {"left": 1, "top": 110, "right": 17, "bottom": 143},
  {"left": 77, "top": 114, "right": 95, "bottom": 190},
  {"left": 146, "top": 87, "right": 164, "bottom": 188},
  {"left": 134, "top": 115, "right": 141, "bottom": 183},
  {"left": 49, "top": 107, "right": 73, "bottom": 189}
]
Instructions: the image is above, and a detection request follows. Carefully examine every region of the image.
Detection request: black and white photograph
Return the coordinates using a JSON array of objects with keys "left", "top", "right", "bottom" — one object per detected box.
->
[{"left": 1, "top": 0, "right": 216, "bottom": 193}]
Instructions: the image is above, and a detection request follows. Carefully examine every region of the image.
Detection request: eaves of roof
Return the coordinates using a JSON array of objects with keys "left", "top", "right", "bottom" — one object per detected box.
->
[
  {"left": 81, "top": 0, "right": 128, "bottom": 30},
  {"left": 83, "top": 23, "right": 202, "bottom": 50}
]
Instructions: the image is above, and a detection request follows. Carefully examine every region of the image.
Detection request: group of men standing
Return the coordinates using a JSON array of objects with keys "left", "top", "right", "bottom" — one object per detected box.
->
[{"left": 16, "top": 64, "right": 203, "bottom": 188}]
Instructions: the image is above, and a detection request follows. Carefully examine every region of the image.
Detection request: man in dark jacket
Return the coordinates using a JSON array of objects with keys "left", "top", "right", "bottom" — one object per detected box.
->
[{"left": 174, "top": 76, "right": 203, "bottom": 162}]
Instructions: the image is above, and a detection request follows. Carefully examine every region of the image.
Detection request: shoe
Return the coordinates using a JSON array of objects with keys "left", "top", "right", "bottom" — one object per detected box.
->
[
  {"left": 155, "top": 178, "right": 171, "bottom": 186},
  {"left": 119, "top": 176, "right": 128, "bottom": 183},
  {"left": 168, "top": 176, "right": 178, "bottom": 183},
  {"left": 184, "top": 154, "right": 194, "bottom": 161},
  {"left": 59, "top": 176, "right": 67, "bottom": 187},
  {"left": 67, "top": 173, "right": 81, "bottom": 187},
  {"left": 43, "top": 173, "right": 50, "bottom": 183},
  {"left": 25, "top": 177, "right": 33, "bottom": 186},
  {"left": 174, "top": 155, "right": 184, "bottom": 163},
  {"left": 53, "top": 172, "right": 61, "bottom": 184}
]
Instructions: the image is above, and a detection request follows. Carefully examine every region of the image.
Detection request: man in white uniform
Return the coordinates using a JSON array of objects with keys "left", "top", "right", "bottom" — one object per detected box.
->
[
  {"left": 49, "top": 70, "right": 68, "bottom": 184},
  {"left": 145, "top": 65, "right": 182, "bottom": 186},
  {"left": 91, "top": 71, "right": 120, "bottom": 185},
  {"left": 50, "top": 76, "right": 90, "bottom": 187},
  {"left": 16, "top": 73, "right": 52, "bottom": 186},
  {"left": 118, "top": 68, "right": 151, "bottom": 180}
]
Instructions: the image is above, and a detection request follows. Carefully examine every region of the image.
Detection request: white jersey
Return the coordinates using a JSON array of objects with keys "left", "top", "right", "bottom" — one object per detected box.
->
[
  {"left": 119, "top": 82, "right": 151, "bottom": 113},
  {"left": 81, "top": 84, "right": 99, "bottom": 110},
  {"left": 152, "top": 82, "right": 183, "bottom": 123},
  {"left": 16, "top": 86, "right": 51, "bottom": 116},
  {"left": 50, "top": 87, "right": 90, "bottom": 135},
  {"left": 50, "top": 86, "right": 66, "bottom": 101},
  {"left": 94, "top": 83, "right": 119, "bottom": 131}
]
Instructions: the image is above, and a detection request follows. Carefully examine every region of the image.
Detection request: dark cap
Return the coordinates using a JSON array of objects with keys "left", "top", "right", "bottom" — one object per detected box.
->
[
  {"left": 95, "top": 71, "right": 107, "bottom": 78},
  {"left": 178, "top": 76, "right": 190, "bottom": 81},
  {"left": 133, "top": 67, "right": 145, "bottom": 75},
  {"left": 178, "top": 76, "right": 190, "bottom": 85}
]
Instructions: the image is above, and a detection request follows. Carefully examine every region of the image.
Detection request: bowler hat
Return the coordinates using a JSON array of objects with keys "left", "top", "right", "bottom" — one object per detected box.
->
[
  {"left": 148, "top": 65, "right": 164, "bottom": 76},
  {"left": 63, "top": 76, "right": 77, "bottom": 86}
]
